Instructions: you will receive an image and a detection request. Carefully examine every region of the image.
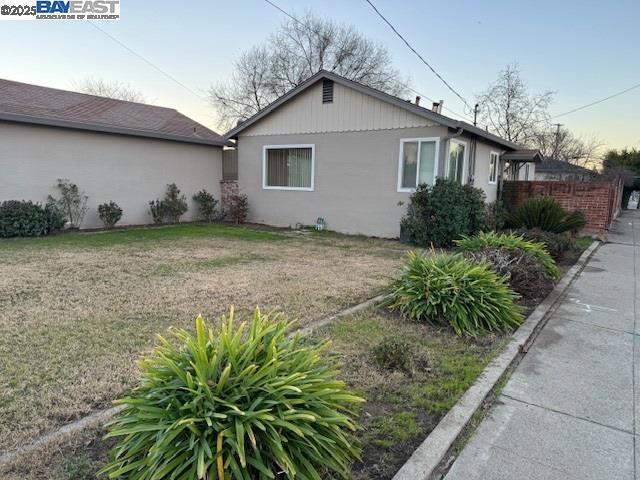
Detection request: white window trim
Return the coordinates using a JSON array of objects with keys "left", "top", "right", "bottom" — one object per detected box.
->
[
  {"left": 445, "top": 138, "right": 468, "bottom": 184},
  {"left": 397, "top": 137, "right": 440, "bottom": 193},
  {"left": 262, "top": 144, "right": 315, "bottom": 191},
  {"left": 488, "top": 150, "right": 499, "bottom": 185}
]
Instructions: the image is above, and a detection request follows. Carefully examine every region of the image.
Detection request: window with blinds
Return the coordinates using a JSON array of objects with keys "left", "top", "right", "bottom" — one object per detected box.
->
[{"left": 263, "top": 145, "right": 314, "bottom": 190}]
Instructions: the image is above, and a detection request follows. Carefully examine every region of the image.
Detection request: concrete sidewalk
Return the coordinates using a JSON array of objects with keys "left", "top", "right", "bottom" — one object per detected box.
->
[{"left": 446, "top": 211, "right": 639, "bottom": 480}]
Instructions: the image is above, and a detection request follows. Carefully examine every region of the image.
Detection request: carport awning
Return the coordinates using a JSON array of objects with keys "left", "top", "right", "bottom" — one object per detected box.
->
[{"left": 501, "top": 149, "right": 544, "bottom": 163}]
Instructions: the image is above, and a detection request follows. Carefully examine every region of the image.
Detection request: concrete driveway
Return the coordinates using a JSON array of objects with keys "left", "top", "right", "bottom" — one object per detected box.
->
[{"left": 446, "top": 211, "right": 639, "bottom": 480}]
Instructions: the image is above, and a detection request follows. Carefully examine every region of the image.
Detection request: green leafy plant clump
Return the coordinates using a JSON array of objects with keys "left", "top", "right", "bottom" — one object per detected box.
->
[
  {"left": 456, "top": 231, "right": 560, "bottom": 278},
  {"left": 0, "top": 200, "right": 64, "bottom": 238},
  {"left": 384, "top": 251, "right": 523, "bottom": 336},
  {"left": 513, "top": 228, "right": 575, "bottom": 260},
  {"left": 372, "top": 337, "right": 415, "bottom": 373},
  {"left": 149, "top": 183, "right": 189, "bottom": 224},
  {"left": 507, "top": 197, "right": 587, "bottom": 234},
  {"left": 100, "top": 309, "right": 363, "bottom": 480},
  {"left": 193, "top": 189, "right": 219, "bottom": 223},
  {"left": 47, "top": 178, "right": 88, "bottom": 229},
  {"left": 400, "top": 179, "right": 486, "bottom": 248},
  {"left": 98, "top": 201, "right": 123, "bottom": 229}
]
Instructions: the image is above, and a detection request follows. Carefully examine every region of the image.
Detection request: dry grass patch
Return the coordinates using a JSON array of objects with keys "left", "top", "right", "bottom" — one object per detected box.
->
[
  {"left": 1, "top": 308, "right": 506, "bottom": 480},
  {"left": 0, "top": 224, "right": 406, "bottom": 453}
]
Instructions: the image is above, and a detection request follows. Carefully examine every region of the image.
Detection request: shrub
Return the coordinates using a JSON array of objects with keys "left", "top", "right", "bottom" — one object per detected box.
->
[
  {"left": 0, "top": 200, "right": 65, "bottom": 237},
  {"left": 226, "top": 193, "right": 249, "bottom": 224},
  {"left": 513, "top": 228, "right": 575, "bottom": 260},
  {"left": 97, "top": 201, "right": 122, "bottom": 229},
  {"left": 372, "top": 337, "right": 414, "bottom": 373},
  {"left": 0, "top": 200, "right": 48, "bottom": 237},
  {"left": 383, "top": 251, "right": 523, "bottom": 336},
  {"left": 47, "top": 178, "right": 88, "bottom": 229},
  {"left": 99, "top": 309, "right": 363, "bottom": 480},
  {"left": 507, "top": 197, "right": 587, "bottom": 233},
  {"left": 44, "top": 202, "right": 65, "bottom": 232},
  {"left": 456, "top": 231, "right": 560, "bottom": 279},
  {"left": 193, "top": 189, "right": 219, "bottom": 222},
  {"left": 148, "top": 199, "right": 165, "bottom": 224},
  {"left": 463, "top": 247, "right": 554, "bottom": 300},
  {"left": 148, "top": 183, "right": 188, "bottom": 224},
  {"left": 162, "top": 183, "right": 188, "bottom": 223},
  {"left": 401, "top": 179, "right": 486, "bottom": 248}
]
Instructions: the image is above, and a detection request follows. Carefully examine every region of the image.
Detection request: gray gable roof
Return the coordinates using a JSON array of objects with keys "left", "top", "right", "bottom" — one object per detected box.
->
[
  {"left": 0, "top": 78, "right": 227, "bottom": 147},
  {"left": 224, "top": 70, "right": 519, "bottom": 150},
  {"left": 537, "top": 158, "right": 600, "bottom": 175}
]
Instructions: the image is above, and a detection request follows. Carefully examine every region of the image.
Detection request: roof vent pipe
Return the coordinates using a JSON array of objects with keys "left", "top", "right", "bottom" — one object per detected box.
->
[
  {"left": 415, "top": 96, "right": 421, "bottom": 106},
  {"left": 431, "top": 100, "right": 444, "bottom": 114}
]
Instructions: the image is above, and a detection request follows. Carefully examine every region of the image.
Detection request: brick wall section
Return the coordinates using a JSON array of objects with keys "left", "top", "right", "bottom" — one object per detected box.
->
[
  {"left": 502, "top": 178, "right": 624, "bottom": 233},
  {"left": 220, "top": 180, "right": 239, "bottom": 214}
]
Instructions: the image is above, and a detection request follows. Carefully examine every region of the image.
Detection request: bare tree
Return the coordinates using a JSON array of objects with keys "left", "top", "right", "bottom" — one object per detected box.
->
[
  {"left": 530, "top": 126, "right": 604, "bottom": 169},
  {"left": 476, "top": 64, "right": 554, "bottom": 145},
  {"left": 209, "top": 12, "right": 408, "bottom": 130},
  {"left": 76, "top": 77, "right": 147, "bottom": 103}
]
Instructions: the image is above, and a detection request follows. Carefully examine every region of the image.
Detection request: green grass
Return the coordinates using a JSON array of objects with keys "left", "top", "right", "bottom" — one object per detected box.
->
[
  {"left": 0, "top": 223, "right": 286, "bottom": 250},
  {"left": 575, "top": 236, "right": 595, "bottom": 250}
]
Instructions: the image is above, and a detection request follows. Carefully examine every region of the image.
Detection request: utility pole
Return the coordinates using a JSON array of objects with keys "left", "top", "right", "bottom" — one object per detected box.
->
[
  {"left": 552, "top": 123, "right": 563, "bottom": 159},
  {"left": 473, "top": 103, "right": 479, "bottom": 126}
]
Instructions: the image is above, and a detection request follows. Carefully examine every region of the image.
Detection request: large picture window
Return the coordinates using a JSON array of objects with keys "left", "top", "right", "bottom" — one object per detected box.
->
[
  {"left": 263, "top": 145, "right": 314, "bottom": 191},
  {"left": 397, "top": 138, "right": 439, "bottom": 192},
  {"left": 489, "top": 151, "right": 499, "bottom": 184},
  {"left": 446, "top": 139, "right": 467, "bottom": 184}
]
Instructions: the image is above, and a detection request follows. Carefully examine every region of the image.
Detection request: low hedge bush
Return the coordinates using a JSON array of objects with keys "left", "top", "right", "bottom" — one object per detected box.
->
[
  {"left": 463, "top": 247, "right": 554, "bottom": 300},
  {"left": 506, "top": 197, "right": 587, "bottom": 233},
  {"left": 100, "top": 309, "right": 363, "bottom": 480},
  {"left": 97, "top": 201, "right": 122, "bottom": 229},
  {"left": 193, "top": 189, "right": 219, "bottom": 222},
  {"left": 383, "top": 251, "right": 523, "bottom": 336},
  {"left": 0, "top": 200, "right": 64, "bottom": 237},
  {"left": 513, "top": 228, "right": 575, "bottom": 260},
  {"left": 400, "top": 179, "right": 486, "bottom": 248},
  {"left": 456, "top": 231, "right": 560, "bottom": 279}
]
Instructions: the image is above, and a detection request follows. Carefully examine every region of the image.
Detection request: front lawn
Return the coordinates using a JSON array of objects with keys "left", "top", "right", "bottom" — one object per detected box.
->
[
  {"left": 0, "top": 308, "right": 506, "bottom": 480},
  {"left": 0, "top": 224, "right": 406, "bottom": 453}
]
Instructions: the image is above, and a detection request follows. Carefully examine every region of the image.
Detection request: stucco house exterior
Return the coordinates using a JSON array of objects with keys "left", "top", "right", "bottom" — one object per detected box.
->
[
  {"left": 0, "top": 79, "right": 226, "bottom": 228},
  {"left": 225, "top": 70, "right": 539, "bottom": 238}
]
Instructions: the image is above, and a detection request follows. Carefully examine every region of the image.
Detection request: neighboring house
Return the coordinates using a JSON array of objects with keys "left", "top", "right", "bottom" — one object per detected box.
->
[
  {"left": 534, "top": 157, "right": 601, "bottom": 181},
  {"left": 0, "top": 78, "right": 226, "bottom": 228},
  {"left": 225, "top": 70, "right": 540, "bottom": 238}
]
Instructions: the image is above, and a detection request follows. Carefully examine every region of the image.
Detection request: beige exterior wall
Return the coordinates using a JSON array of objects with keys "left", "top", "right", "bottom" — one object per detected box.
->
[
  {"left": 471, "top": 139, "right": 500, "bottom": 203},
  {"left": 237, "top": 126, "right": 508, "bottom": 238},
  {"left": 242, "top": 82, "right": 436, "bottom": 136},
  {"left": 0, "top": 121, "right": 222, "bottom": 228}
]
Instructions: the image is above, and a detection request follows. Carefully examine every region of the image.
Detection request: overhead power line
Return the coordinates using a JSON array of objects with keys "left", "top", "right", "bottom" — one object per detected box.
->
[
  {"left": 86, "top": 20, "right": 206, "bottom": 102},
  {"left": 362, "top": 0, "right": 471, "bottom": 111},
  {"left": 261, "top": 0, "right": 474, "bottom": 123},
  {"left": 551, "top": 82, "right": 640, "bottom": 119}
]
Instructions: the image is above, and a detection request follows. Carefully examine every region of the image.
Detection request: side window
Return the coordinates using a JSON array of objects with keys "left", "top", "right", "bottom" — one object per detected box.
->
[
  {"left": 446, "top": 140, "right": 467, "bottom": 184},
  {"left": 398, "top": 138, "right": 439, "bottom": 192},
  {"left": 488, "top": 151, "right": 499, "bottom": 184}
]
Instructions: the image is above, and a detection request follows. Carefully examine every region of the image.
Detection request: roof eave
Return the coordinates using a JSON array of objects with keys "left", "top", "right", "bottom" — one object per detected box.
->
[{"left": 0, "top": 112, "right": 229, "bottom": 147}]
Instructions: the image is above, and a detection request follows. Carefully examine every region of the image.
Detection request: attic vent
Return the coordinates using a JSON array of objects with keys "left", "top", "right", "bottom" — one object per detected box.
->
[{"left": 322, "top": 79, "right": 334, "bottom": 104}]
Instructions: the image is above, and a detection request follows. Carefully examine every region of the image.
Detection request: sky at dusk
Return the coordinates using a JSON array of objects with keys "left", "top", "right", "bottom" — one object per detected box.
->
[{"left": 1, "top": 0, "right": 638, "bottom": 151}]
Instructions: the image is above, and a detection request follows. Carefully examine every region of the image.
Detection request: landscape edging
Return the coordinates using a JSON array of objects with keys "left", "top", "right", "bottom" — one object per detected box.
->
[{"left": 392, "top": 240, "right": 601, "bottom": 480}]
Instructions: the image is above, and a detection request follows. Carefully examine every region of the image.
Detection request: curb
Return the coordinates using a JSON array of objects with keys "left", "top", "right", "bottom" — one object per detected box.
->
[
  {"left": 0, "top": 294, "right": 387, "bottom": 467},
  {"left": 392, "top": 241, "right": 601, "bottom": 480}
]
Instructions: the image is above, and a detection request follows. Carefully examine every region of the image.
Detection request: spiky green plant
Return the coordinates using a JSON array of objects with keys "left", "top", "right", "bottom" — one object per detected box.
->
[
  {"left": 99, "top": 309, "right": 364, "bottom": 480},
  {"left": 383, "top": 251, "right": 523, "bottom": 336},
  {"left": 455, "top": 231, "right": 560, "bottom": 279},
  {"left": 506, "top": 197, "right": 587, "bottom": 233}
]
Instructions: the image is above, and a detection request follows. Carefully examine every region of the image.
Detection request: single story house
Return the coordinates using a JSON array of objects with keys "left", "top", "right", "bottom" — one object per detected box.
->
[
  {"left": 225, "top": 70, "right": 540, "bottom": 238},
  {"left": 534, "top": 157, "right": 601, "bottom": 182},
  {"left": 0, "top": 78, "right": 227, "bottom": 228}
]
